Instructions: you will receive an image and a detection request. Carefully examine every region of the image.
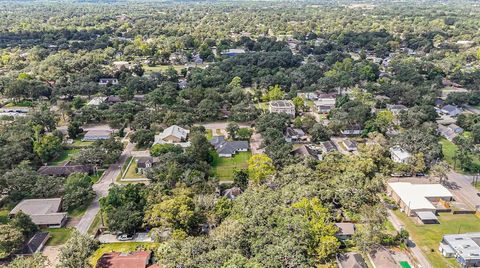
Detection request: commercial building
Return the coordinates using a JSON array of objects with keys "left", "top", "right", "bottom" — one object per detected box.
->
[
  {"left": 387, "top": 182, "right": 453, "bottom": 223},
  {"left": 439, "top": 233, "right": 480, "bottom": 267}
]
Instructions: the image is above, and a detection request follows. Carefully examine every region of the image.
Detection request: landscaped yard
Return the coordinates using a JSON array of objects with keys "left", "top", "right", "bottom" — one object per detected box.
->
[
  {"left": 211, "top": 151, "right": 251, "bottom": 181},
  {"left": 393, "top": 210, "right": 480, "bottom": 268},
  {"left": 43, "top": 228, "right": 74, "bottom": 246},
  {"left": 89, "top": 242, "right": 159, "bottom": 267},
  {"left": 440, "top": 138, "right": 480, "bottom": 173},
  {"left": 49, "top": 148, "right": 79, "bottom": 165}
]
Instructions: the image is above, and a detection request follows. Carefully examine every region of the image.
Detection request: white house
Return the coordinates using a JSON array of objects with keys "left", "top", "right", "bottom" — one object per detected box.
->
[{"left": 389, "top": 146, "right": 412, "bottom": 163}]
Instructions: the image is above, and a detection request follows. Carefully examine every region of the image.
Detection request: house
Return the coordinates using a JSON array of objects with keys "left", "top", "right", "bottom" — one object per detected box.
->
[
  {"left": 285, "top": 127, "right": 307, "bottom": 142},
  {"left": 314, "top": 93, "right": 336, "bottom": 113},
  {"left": 291, "top": 145, "right": 321, "bottom": 159},
  {"left": 82, "top": 129, "right": 113, "bottom": 141},
  {"left": 136, "top": 157, "right": 153, "bottom": 174},
  {"left": 154, "top": 125, "right": 189, "bottom": 146},
  {"left": 389, "top": 146, "right": 412, "bottom": 164},
  {"left": 112, "top": 61, "right": 130, "bottom": 69},
  {"left": 320, "top": 141, "right": 337, "bottom": 154},
  {"left": 441, "top": 105, "right": 462, "bottom": 117},
  {"left": 106, "top": 95, "right": 122, "bottom": 104},
  {"left": 386, "top": 104, "right": 408, "bottom": 116},
  {"left": 88, "top": 97, "right": 107, "bottom": 106},
  {"left": 439, "top": 233, "right": 480, "bottom": 267},
  {"left": 96, "top": 251, "right": 158, "bottom": 268},
  {"left": 387, "top": 182, "right": 453, "bottom": 223},
  {"left": 99, "top": 78, "right": 119, "bottom": 85},
  {"left": 268, "top": 100, "right": 295, "bottom": 116},
  {"left": 38, "top": 165, "right": 92, "bottom": 177},
  {"left": 223, "top": 187, "right": 243, "bottom": 200},
  {"left": 341, "top": 124, "right": 363, "bottom": 136},
  {"left": 434, "top": 98, "right": 445, "bottom": 107},
  {"left": 16, "top": 232, "right": 50, "bottom": 256},
  {"left": 10, "top": 198, "right": 68, "bottom": 228},
  {"left": 334, "top": 223, "right": 355, "bottom": 240},
  {"left": 336, "top": 252, "right": 368, "bottom": 268},
  {"left": 210, "top": 136, "right": 249, "bottom": 157},
  {"left": 341, "top": 139, "right": 357, "bottom": 152},
  {"left": 169, "top": 52, "right": 188, "bottom": 65},
  {"left": 221, "top": 48, "right": 246, "bottom": 57},
  {"left": 438, "top": 124, "right": 463, "bottom": 141}
]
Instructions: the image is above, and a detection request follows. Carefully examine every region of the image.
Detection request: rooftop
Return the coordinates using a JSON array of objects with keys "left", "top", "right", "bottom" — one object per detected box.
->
[
  {"left": 96, "top": 251, "right": 152, "bottom": 268},
  {"left": 84, "top": 129, "right": 113, "bottom": 137},
  {"left": 443, "top": 233, "right": 480, "bottom": 261},
  {"left": 269, "top": 100, "right": 294, "bottom": 108},
  {"left": 158, "top": 125, "right": 189, "bottom": 140},
  {"left": 10, "top": 198, "right": 62, "bottom": 215},
  {"left": 388, "top": 182, "right": 453, "bottom": 210}
]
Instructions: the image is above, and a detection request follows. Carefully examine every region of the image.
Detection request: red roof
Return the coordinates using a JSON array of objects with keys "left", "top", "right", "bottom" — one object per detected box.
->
[{"left": 96, "top": 251, "right": 152, "bottom": 268}]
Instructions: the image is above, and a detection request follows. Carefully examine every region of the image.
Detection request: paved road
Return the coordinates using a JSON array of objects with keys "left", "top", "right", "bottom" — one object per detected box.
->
[
  {"left": 75, "top": 141, "right": 134, "bottom": 234},
  {"left": 445, "top": 172, "right": 480, "bottom": 210},
  {"left": 387, "top": 210, "right": 432, "bottom": 268},
  {"left": 464, "top": 104, "right": 480, "bottom": 115}
]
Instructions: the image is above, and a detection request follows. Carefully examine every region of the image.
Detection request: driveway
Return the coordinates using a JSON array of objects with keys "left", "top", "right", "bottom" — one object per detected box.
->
[
  {"left": 42, "top": 246, "right": 61, "bottom": 267},
  {"left": 198, "top": 121, "right": 251, "bottom": 130},
  {"left": 98, "top": 232, "right": 153, "bottom": 243},
  {"left": 445, "top": 172, "right": 480, "bottom": 210},
  {"left": 75, "top": 141, "right": 135, "bottom": 234},
  {"left": 250, "top": 132, "right": 264, "bottom": 155}
]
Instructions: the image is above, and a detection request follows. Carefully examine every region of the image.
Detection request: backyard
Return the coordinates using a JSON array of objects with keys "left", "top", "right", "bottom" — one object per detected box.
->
[
  {"left": 48, "top": 148, "right": 79, "bottom": 165},
  {"left": 43, "top": 228, "right": 74, "bottom": 246},
  {"left": 211, "top": 151, "right": 251, "bottom": 182},
  {"left": 393, "top": 210, "right": 480, "bottom": 268},
  {"left": 89, "top": 242, "right": 159, "bottom": 266}
]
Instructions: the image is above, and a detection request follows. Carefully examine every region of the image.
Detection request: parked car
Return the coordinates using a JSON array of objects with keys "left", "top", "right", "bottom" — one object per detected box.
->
[{"left": 117, "top": 233, "right": 135, "bottom": 241}]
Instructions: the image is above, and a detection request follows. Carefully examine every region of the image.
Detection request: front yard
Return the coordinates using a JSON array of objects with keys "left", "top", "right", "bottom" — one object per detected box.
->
[
  {"left": 211, "top": 151, "right": 251, "bottom": 182},
  {"left": 393, "top": 210, "right": 480, "bottom": 268},
  {"left": 89, "top": 242, "right": 159, "bottom": 267},
  {"left": 43, "top": 227, "right": 74, "bottom": 246}
]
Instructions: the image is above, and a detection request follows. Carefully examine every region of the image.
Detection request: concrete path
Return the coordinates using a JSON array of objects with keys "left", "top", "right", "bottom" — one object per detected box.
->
[
  {"left": 98, "top": 232, "right": 153, "bottom": 243},
  {"left": 75, "top": 141, "right": 134, "bottom": 234},
  {"left": 387, "top": 210, "right": 432, "bottom": 268}
]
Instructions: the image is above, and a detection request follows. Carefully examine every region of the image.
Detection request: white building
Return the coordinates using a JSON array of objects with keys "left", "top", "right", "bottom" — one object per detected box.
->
[
  {"left": 439, "top": 233, "right": 480, "bottom": 267},
  {"left": 389, "top": 146, "right": 412, "bottom": 163},
  {"left": 387, "top": 182, "right": 453, "bottom": 223},
  {"left": 268, "top": 100, "right": 295, "bottom": 116}
]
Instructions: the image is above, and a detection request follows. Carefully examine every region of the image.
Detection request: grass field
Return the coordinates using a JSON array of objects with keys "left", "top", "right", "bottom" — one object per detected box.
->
[
  {"left": 49, "top": 148, "right": 79, "bottom": 165},
  {"left": 440, "top": 138, "right": 480, "bottom": 173},
  {"left": 87, "top": 212, "right": 103, "bottom": 235},
  {"left": 143, "top": 63, "right": 207, "bottom": 74},
  {"left": 89, "top": 242, "right": 159, "bottom": 266},
  {"left": 393, "top": 210, "right": 480, "bottom": 268},
  {"left": 43, "top": 228, "right": 74, "bottom": 246},
  {"left": 211, "top": 151, "right": 251, "bottom": 181},
  {"left": 206, "top": 129, "right": 213, "bottom": 140}
]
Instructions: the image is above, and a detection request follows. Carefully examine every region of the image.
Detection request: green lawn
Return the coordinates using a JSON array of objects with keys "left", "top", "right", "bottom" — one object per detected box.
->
[
  {"left": 49, "top": 149, "right": 79, "bottom": 165},
  {"left": 0, "top": 209, "right": 10, "bottom": 224},
  {"left": 440, "top": 138, "right": 480, "bottom": 173},
  {"left": 124, "top": 158, "right": 146, "bottom": 179},
  {"left": 206, "top": 129, "right": 213, "bottom": 140},
  {"left": 68, "top": 197, "right": 94, "bottom": 218},
  {"left": 87, "top": 212, "right": 103, "bottom": 235},
  {"left": 89, "top": 242, "right": 159, "bottom": 267},
  {"left": 71, "top": 135, "right": 94, "bottom": 147},
  {"left": 211, "top": 151, "right": 251, "bottom": 181},
  {"left": 43, "top": 228, "right": 74, "bottom": 246},
  {"left": 393, "top": 210, "right": 480, "bottom": 268},
  {"left": 90, "top": 170, "right": 105, "bottom": 184},
  {"left": 143, "top": 63, "right": 206, "bottom": 74}
]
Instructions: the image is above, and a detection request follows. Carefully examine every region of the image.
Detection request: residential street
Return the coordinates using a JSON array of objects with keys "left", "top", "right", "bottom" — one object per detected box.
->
[
  {"left": 464, "top": 104, "right": 480, "bottom": 115},
  {"left": 75, "top": 141, "right": 134, "bottom": 234},
  {"left": 445, "top": 172, "right": 480, "bottom": 210},
  {"left": 387, "top": 210, "right": 432, "bottom": 268}
]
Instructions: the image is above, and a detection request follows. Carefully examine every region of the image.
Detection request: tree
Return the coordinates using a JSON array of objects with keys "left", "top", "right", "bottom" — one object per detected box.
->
[
  {"left": 0, "top": 224, "right": 23, "bottom": 258},
  {"left": 309, "top": 123, "right": 331, "bottom": 142},
  {"left": 33, "top": 134, "right": 62, "bottom": 162},
  {"left": 10, "top": 212, "right": 38, "bottom": 238},
  {"left": 247, "top": 154, "right": 275, "bottom": 184},
  {"left": 130, "top": 129, "right": 155, "bottom": 148},
  {"left": 58, "top": 231, "right": 98, "bottom": 268},
  {"left": 233, "top": 169, "right": 249, "bottom": 189},
  {"left": 262, "top": 85, "right": 285, "bottom": 101},
  {"left": 226, "top": 123, "right": 239, "bottom": 140},
  {"left": 430, "top": 161, "right": 450, "bottom": 184},
  {"left": 67, "top": 121, "right": 83, "bottom": 139},
  {"left": 62, "top": 173, "right": 95, "bottom": 211},
  {"left": 8, "top": 253, "right": 48, "bottom": 268},
  {"left": 150, "top": 144, "right": 183, "bottom": 157},
  {"left": 292, "top": 96, "right": 304, "bottom": 112},
  {"left": 236, "top": 128, "right": 253, "bottom": 140},
  {"left": 472, "top": 123, "right": 480, "bottom": 144}
]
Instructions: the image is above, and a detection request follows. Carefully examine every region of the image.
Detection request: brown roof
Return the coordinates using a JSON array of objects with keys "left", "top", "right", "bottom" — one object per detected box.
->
[
  {"left": 97, "top": 251, "right": 151, "bottom": 268},
  {"left": 38, "top": 165, "right": 92, "bottom": 177}
]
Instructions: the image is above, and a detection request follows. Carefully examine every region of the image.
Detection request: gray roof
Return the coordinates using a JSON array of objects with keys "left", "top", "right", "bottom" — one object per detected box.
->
[
  {"left": 10, "top": 198, "right": 67, "bottom": 226},
  {"left": 335, "top": 223, "right": 355, "bottom": 236},
  {"left": 38, "top": 165, "right": 92, "bottom": 177},
  {"left": 84, "top": 129, "right": 112, "bottom": 137},
  {"left": 18, "top": 232, "right": 50, "bottom": 255},
  {"left": 443, "top": 233, "right": 480, "bottom": 261},
  {"left": 269, "top": 100, "right": 294, "bottom": 108},
  {"left": 442, "top": 105, "right": 462, "bottom": 116},
  {"left": 159, "top": 125, "right": 189, "bottom": 140},
  {"left": 321, "top": 141, "right": 337, "bottom": 152},
  {"left": 210, "top": 136, "right": 249, "bottom": 155}
]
